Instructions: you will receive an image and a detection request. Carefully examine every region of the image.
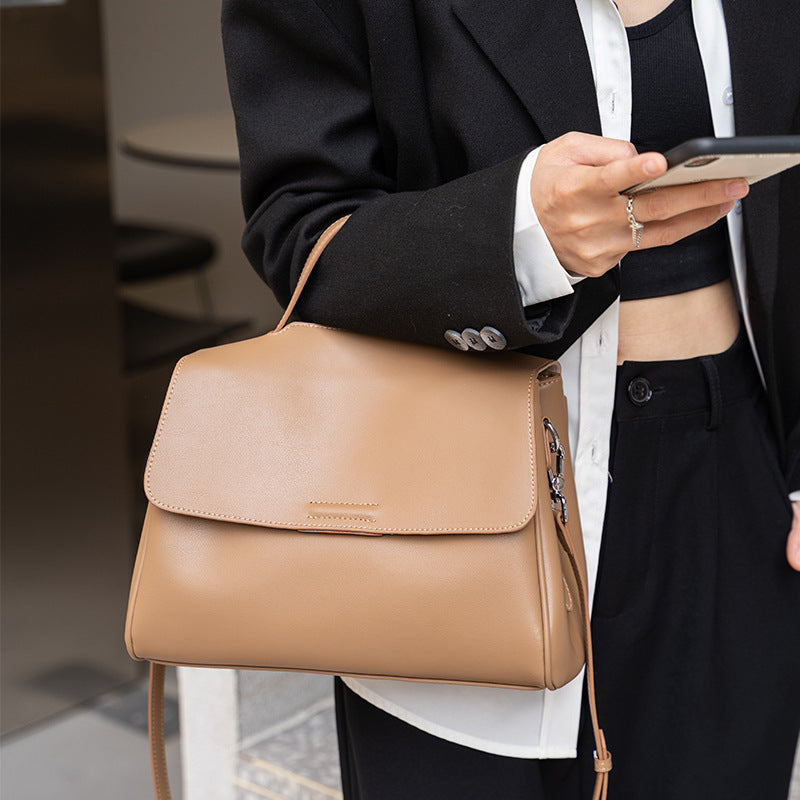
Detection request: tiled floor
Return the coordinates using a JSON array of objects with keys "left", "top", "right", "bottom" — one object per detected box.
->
[
  {"left": 2, "top": 667, "right": 799, "bottom": 800},
  {"left": 236, "top": 701, "right": 342, "bottom": 800}
]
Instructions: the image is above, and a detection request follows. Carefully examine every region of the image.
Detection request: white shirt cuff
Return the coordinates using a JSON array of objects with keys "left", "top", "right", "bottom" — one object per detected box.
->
[
  {"left": 789, "top": 490, "right": 800, "bottom": 503},
  {"left": 513, "top": 147, "right": 585, "bottom": 307}
]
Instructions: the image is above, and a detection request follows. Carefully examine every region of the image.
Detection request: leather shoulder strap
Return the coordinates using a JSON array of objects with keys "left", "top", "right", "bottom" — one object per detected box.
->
[
  {"left": 554, "top": 517, "right": 611, "bottom": 800},
  {"left": 148, "top": 663, "right": 172, "bottom": 800}
]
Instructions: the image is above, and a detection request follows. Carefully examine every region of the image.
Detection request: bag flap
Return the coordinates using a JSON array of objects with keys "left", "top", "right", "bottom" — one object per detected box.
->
[{"left": 145, "top": 323, "right": 549, "bottom": 535}]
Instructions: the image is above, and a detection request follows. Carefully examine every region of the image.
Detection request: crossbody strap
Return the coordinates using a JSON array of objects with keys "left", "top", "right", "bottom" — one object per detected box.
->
[
  {"left": 148, "top": 663, "right": 171, "bottom": 800},
  {"left": 145, "top": 217, "right": 610, "bottom": 800},
  {"left": 555, "top": 520, "right": 612, "bottom": 800},
  {"left": 543, "top": 417, "right": 611, "bottom": 800}
]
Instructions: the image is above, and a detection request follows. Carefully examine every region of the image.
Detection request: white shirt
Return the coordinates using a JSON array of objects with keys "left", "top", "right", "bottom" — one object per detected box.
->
[{"left": 343, "top": 0, "right": 765, "bottom": 758}]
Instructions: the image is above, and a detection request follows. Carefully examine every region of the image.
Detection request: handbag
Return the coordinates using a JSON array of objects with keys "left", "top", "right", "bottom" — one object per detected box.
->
[{"left": 125, "top": 217, "right": 611, "bottom": 800}]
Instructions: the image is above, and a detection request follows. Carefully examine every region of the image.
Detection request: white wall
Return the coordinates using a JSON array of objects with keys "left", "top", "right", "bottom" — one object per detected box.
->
[{"left": 100, "top": 0, "right": 282, "bottom": 329}]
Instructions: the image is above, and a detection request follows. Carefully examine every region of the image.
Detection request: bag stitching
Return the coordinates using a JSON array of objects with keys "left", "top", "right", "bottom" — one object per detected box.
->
[{"left": 308, "top": 501, "right": 379, "bottom": 507}]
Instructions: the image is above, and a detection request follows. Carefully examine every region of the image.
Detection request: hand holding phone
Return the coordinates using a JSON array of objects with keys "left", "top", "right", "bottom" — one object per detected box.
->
[{"left": 530, "top": 132, "right": 747, "bottom": 278}]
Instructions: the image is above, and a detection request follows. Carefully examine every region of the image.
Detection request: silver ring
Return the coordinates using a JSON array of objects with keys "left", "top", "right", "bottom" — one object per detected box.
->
[{"left": 626, "top": 195, "right": 644, "bottom": 249}]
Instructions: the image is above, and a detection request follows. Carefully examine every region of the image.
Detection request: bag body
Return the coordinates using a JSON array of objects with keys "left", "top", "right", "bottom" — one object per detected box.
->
[{"left": 125, "top": 322, "right": 586, "bottom": 692}]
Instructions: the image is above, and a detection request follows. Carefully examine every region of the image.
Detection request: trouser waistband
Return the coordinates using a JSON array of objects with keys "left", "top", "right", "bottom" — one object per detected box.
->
[{"left": 613, "top": 330, "right": 760, "bottom": 428}]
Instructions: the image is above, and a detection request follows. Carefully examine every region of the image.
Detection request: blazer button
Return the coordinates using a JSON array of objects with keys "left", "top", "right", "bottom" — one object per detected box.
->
[
  {"left": 479, "top": 326, "right": 507, "bottom": 350},
  {"left": 444, "top": 329, "right": 469, "bottom": 351},
  {"left": 627, "top": 376, "right": 653, "bottom": 406},
  {"left": 462, "top": 328, "right": 487, "bottom": 351}
]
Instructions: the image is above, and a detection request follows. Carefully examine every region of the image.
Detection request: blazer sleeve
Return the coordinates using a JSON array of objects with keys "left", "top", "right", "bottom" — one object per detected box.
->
[{"left": 221, "top": 0, "right": 584, "bottom": 350}]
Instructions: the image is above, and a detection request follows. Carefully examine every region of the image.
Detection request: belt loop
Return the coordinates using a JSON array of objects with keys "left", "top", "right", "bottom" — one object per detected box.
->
[{"left": 700, "top": 356, "right": 722, "bottom": 431}]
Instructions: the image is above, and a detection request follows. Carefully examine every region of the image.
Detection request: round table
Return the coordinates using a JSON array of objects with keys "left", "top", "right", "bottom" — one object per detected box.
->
[{"left": 121, "top": 111, "right": 239, "bottom": 170}]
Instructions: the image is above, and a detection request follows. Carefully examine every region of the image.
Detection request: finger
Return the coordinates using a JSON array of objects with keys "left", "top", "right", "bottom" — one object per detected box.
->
[
  {"left": 787, "top": 501, "right": 800, "bottom": 572},
  {"left": 631, "top": 201, "right": 734, "bottom": 251},
  {"left": 548, "top": 132, "right": 639, "bottom": 167},
  {"left": 598, "top": 151, "right": 668, "bottom": 195},
  {"left": 632, "top": 178, "right": 749, "bottom": 223}
]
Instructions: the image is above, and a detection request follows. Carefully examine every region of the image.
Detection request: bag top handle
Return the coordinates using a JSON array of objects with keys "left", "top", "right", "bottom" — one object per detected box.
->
[{"left": 273, "top": 215, "right": 351, "bottom": 333}]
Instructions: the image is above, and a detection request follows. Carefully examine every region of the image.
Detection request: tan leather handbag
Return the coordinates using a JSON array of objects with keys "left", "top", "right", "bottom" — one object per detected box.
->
[{"left": 125, "top": 218, "right": 611, "bottom": 800}]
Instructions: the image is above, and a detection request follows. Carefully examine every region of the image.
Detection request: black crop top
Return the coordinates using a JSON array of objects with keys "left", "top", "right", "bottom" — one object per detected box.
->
[{"left": 620, "top": 0, "right": 732, "bottom": 301}]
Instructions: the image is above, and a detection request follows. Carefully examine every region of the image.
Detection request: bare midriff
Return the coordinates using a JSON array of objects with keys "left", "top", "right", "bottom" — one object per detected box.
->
[{"left": 617, "top": 279, "right": 741, "bottom": 364}]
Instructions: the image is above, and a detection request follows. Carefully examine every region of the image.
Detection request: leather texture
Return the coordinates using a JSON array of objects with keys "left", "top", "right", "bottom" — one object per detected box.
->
[
  {"left": 128, "top": 341, "right": 582, "bottom": 688},
  {"left": 126, "top": 218, "right": 610, "bottom": 800}
]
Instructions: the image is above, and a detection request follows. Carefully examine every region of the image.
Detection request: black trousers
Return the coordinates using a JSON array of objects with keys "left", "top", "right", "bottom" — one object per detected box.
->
[{"left": 335, "top": 334, "right": 800, "bottom": 800}]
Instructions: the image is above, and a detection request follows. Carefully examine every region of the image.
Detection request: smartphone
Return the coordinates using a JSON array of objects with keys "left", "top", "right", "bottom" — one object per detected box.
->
[{"left": 623, "top": 135, "right": 800, "bottom": 195}]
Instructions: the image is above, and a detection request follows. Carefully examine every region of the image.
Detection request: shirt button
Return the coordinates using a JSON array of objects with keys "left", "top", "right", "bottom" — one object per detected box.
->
[
  {"left": 723, "top": 86, "right": 734, "bottom": 105},
  {"left": 462, "top": 328, "right": 487, "bottom": 351},
  {"left": 479, "top": 327, "right": 507, "bottom": 350},
  {"left": 590, "top": 441, "right": 600, "bottom": 464},
  {"left": 444, "top": 329, "right": 469, "bottom": 351},
  {"left": 627, "top": 376, "right": 653, "bottom": 406}
]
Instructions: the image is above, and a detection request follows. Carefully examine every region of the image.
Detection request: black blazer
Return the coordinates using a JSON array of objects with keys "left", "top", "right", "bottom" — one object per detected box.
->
[{"left": 221, "top": 0, "right": 800, "bottom": 489}]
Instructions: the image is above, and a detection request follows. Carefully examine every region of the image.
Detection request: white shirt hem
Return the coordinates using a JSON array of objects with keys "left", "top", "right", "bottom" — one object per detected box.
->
[{"left": 340, "top": 677, "right": 578, "bottom": 760}]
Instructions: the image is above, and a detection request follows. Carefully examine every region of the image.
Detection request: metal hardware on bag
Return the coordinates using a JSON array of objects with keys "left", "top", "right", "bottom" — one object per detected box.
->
[{"left": 543, "top": 417, "right": 568, "bottom": 523}]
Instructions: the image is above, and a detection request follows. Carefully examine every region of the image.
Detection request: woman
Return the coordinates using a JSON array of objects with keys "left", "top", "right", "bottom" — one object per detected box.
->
[{"left": 221, "top": 0, "right": 800, "bottom": 797}]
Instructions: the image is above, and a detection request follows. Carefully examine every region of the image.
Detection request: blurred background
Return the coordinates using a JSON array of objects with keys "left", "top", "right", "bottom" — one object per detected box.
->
[
  {"left": 1, "top": 1, "right": 798, "bottom": 799},
  {"left": 1, "top": 0, "right": 340, "bottom": 797}
]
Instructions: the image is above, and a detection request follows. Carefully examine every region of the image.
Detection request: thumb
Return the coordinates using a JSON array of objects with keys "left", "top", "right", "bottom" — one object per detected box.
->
[{"left": 787, "top": 501, "right": 800, "bottom": 571}]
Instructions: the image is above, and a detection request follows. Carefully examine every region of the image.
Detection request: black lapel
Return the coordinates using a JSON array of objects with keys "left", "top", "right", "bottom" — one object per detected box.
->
[
  {"left": 451, "top": 0, "right": 602, "bottom": 140},
  {"left": 722, "top": 0, "right": 800, "bottom": 321}
]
